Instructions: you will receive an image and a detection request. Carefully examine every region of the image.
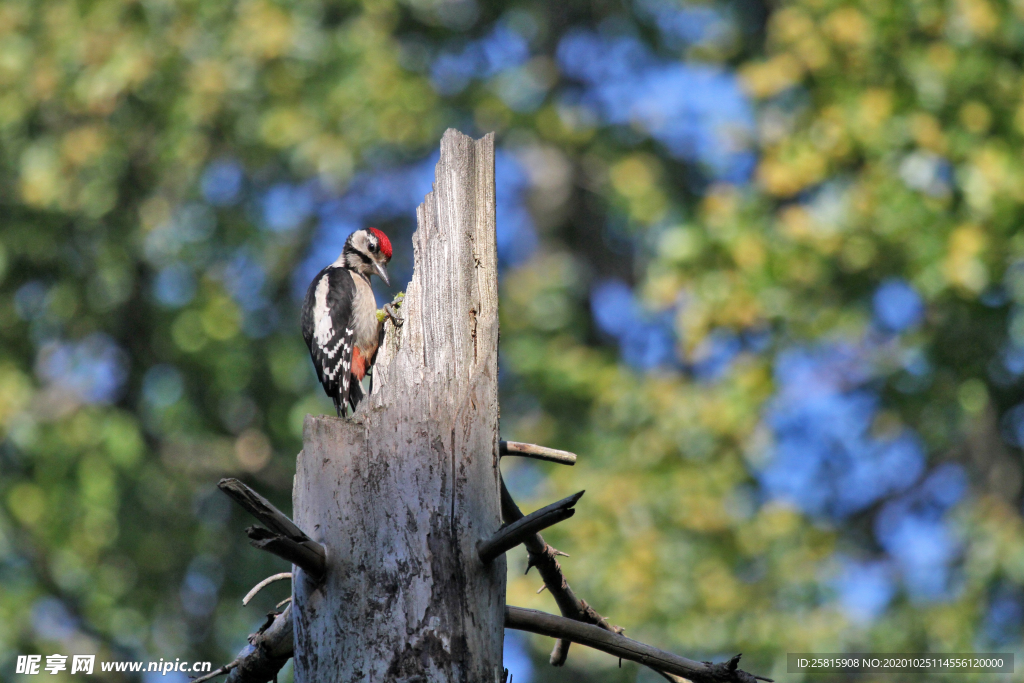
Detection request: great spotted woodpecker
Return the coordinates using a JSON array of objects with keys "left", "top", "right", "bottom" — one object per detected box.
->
[{"left": 301, "top": 228, "right": 393, "bottom": 417}]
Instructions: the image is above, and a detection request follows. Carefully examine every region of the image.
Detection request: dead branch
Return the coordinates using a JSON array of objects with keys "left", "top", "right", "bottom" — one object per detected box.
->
[
  {"left": 194, "top": 604, "right": 294, "bottom": 683},
  {"left": 218, "top": 478, "right": 326, "bottom": 580},
  {"left": 218, "top": 478, "right": 312, "bottom": 538},
  {"left": 245, "top": 527, "right": 324, "bottom": 579},
  {"left": 499, "top": 478, "right": 621, "bottom": 665},
  {"left": 243, "top": 572, "right": 292, "bottom": 606},
  {"left": 505, "top": 607, "right": 771, "bottom": 683},
  {"left": 478, "top": 490, "right": 583, "bottom": 563},
  {"left": 500, "top": 440, "right": 577, "bottom": 465}
]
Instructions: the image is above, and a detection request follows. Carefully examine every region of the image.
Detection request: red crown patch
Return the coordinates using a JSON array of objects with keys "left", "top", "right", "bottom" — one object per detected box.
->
[{"left": 368, "top": 227, "right": 392, "bottom": 260}]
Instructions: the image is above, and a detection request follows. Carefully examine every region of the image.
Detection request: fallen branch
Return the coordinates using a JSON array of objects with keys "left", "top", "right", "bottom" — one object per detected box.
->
[
  {"left": 500, "top": 440, "right": 577, "bottom": 465},
  {"left": 499, "top": 478, "right": 621, "bottom": 665},
  {"left": 218, "top": 478, "right": 326, "bottom": 580},
  {"left": 478, "top": 490, "right": 584, "bottom": 564},
  {"left": 505, "top": 607, "right": 771, "bottom": 683},
  {"left": 194, "top": 604, "right": 294, "bottom": 683}
]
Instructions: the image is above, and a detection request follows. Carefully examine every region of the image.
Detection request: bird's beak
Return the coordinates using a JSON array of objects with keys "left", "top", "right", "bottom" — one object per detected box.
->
[{"left": 375, "top": 261, "right": 391, "bottom": 287}]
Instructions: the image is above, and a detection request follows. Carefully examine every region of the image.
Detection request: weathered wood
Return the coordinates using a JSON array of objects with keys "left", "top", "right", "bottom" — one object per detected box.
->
[
  {"left": 218, "top": 478, "right": 309, "bottom": 538},
  {"left": 293, "top": 129, "right": 505, "bottom": 682},
  {"left": 244, "top": 527, "right": 324, "bottom": 579},
  {"left": 500, "top": 440, "right": 577, "bottom": 465},
  {"left": 218, "top": 477, "right": 326, "bottom": 579}
]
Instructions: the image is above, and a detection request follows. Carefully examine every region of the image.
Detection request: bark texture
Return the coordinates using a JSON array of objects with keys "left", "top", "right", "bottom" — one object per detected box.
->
[{"left": 293, "top": 129, "right": 505, "bottom": 682}]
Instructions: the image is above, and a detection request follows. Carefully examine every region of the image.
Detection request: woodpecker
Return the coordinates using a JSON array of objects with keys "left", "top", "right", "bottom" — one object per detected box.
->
[{"left": 301, "top": 227, "right": 394, "bottom": 417}]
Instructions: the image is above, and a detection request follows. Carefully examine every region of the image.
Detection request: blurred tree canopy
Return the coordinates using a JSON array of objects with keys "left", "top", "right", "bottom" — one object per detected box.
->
[{"left": 2, "top": 0, "right": 1024, "bottom": 681}]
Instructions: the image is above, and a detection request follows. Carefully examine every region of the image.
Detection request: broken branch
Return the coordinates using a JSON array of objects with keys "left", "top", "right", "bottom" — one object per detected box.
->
[
  {"left": 478, "top": 490, "right": 583, "bottom": 564},
  {"left": 218, "top": 478, "right": 326, "bottom": 581},
  {"left": 195, "top": 604, "right": 294, "bottom": 683},
  {"left": 505, "top": 607, "right": 771, "bottom": 683},
  {"left": 218, "top": 478, "right": 309, "bottom": 538},
  {"left": 500, "top": 440, "right": 577, "bottom": 465},
  {"left": 246, "top": 527, "right": 324, "bottom": 579},
  {"left": 500, "top": 478, "right": 620, "bottom": 665}
]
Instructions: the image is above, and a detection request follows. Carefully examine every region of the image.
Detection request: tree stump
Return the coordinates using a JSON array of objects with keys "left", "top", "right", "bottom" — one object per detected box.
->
[{"left": 292, "top": 129, "right": 505, "bottom": 682}]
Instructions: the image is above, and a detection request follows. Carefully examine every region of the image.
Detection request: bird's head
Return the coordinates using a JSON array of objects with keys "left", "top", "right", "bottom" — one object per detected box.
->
[{"left": 341, "top": 227, "right": 393, "bottom": 286}]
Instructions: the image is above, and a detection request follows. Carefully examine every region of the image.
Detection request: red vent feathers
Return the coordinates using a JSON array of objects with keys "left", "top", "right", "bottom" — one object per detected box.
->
[{"left": 368, "top": 228, "right": 392, "bottom": 260}]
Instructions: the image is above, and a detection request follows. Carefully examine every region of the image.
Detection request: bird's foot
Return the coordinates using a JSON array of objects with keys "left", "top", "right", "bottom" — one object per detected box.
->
[
  {"left": 376, "top": 291, "right": 405, "bottom": 328},
  {"left": 383, "top": 302, "right": 404, "bottom": 328}
]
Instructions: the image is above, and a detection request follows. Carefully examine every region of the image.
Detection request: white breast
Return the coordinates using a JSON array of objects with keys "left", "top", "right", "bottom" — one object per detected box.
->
[{"left": 349, "top": 270, "right": 379, "bottom": 355}]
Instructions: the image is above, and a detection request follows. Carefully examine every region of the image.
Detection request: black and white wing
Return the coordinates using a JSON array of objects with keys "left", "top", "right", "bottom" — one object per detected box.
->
[{"left": 301, "top": 267, "right": 356, "bottom": 412}]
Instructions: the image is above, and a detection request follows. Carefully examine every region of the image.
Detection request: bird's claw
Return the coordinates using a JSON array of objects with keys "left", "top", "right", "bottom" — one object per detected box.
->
[
  {"left": 383, "top": 302, "right": 404, "bottom": 328},
  {"left": 376, "top": 291, "right": 405, "bottom": 327}
]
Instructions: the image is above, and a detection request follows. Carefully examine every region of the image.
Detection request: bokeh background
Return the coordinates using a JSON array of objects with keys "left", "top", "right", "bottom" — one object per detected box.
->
[{"left": 2, "top": 0, "right": 1024, "bottom": 680}]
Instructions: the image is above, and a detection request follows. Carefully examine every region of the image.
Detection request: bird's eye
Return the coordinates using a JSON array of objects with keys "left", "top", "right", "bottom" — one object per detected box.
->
[{"left": 369, "top": 242, "right": 378, "bottom": 253}]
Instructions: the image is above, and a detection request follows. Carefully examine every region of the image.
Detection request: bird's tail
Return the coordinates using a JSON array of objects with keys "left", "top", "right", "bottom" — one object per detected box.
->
[{"left": 347, "top": 377, "right": 365, "bottom": 414}]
